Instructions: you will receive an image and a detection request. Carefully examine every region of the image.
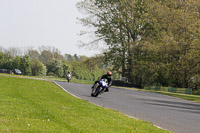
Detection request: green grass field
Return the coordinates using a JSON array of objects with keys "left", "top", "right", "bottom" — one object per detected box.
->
[{"left": 0, "top": 75, "right": 170, "bottom": 133}]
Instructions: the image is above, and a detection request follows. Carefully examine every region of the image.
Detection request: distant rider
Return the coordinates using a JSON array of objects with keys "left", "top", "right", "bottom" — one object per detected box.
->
[
  {"left": 91, "top": 71, "right": 112, "bottom": 92},
  {"left": 66, "top": 71, "right": 71, "bottom": 82}
]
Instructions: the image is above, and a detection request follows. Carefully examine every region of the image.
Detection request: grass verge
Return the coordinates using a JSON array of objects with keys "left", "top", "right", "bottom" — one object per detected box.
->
[
  {"left": 126, "top": 87, "right": 200, "bottom": 103},
  {"left": 0, "top": 75, "right": 170, "bottom": 133}
]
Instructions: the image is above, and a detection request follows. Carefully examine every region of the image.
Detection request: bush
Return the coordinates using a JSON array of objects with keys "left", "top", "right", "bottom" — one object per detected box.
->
[
  {"left": 31, "top": 60, "right": 46, "bottom": 77},
  {"left": 46, "top": 59, "right": 64, "bottom": 77}
]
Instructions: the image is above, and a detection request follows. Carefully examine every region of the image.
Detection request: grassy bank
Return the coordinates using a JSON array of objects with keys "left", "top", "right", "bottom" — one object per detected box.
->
[{"left": 0, "top": 75, "right": 170, "bottom": 133}]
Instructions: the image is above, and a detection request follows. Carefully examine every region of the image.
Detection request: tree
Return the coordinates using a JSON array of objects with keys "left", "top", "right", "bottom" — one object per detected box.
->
[
  {"left": 6, "top": 47, "right": 22, "bottom": 57},
  {"left": 31, "top": 59, "right": 46, "bottom": 76},
  {"left": 28, "top": 50, "right": 40, "bottom": 60},
  {"left": 20, "top": 55, "right": 32, "bottom": 75},
  {"left": 40, "top": 50, "right": 54, "bottom": 65},
  {"left": 62, "top": 61, "right": 72, "bottom": 78},
  {"left": 38, "top": 46, "right": 64, "bottom": 63},
  {"left": 77, "top": 0, "right": 200, "bottom": 90},
  {"left": 78, "top": 0, "right": 156, "bottom": 83},
  {"left": 64, "top": 54, "right": 75, "bottom": 61},
  {"left": 0, "top": 52, "right": 13, "bottom": 70},
  {"left": 0, "top": 51, "right": 5, "bottom": 68},
  {"left": 12, "top": 56, "right": 21, "bottom": 69},
  {"left": 46, "top": 59, "right": 64, "bottom": 77}
]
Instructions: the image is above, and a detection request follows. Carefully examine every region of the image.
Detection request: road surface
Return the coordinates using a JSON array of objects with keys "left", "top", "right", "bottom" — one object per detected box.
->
[{"left": 55, "top": 81, "right": 200, "bottom": 133}]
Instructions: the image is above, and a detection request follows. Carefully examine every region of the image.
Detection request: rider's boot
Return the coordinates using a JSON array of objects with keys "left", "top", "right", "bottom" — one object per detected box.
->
[
  {"left": 91, "top": 85, "right": 94, "bottom": 90},
  {"left": 104, "top": 88, "right": 109, "bottom": 92}
]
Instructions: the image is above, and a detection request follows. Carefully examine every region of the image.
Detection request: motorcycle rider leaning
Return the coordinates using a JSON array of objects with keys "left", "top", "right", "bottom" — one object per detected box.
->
[{"left": 91, "top": 71, "right": 112, "bottom": 92}]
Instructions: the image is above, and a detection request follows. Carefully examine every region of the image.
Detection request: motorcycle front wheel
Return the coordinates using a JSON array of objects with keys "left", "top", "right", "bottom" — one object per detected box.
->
[{"left": 91, "top": 84, "right": 100, "bottom": 97}]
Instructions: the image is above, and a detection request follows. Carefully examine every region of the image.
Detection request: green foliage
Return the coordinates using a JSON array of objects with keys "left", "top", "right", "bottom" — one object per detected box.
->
[
  {"left": 31, "top": 59, "right": 46, "bottom": 77},
  {"left": 62, "top": 62, "right": 71, "bottom": 78},
  {"left": 0, "top": 52, "right": 31, "bottom": 75},
  {"left": 0, "top": 47, "right": 108, "bottom": 82},
  {"left": 0, "top": 51, "right": 4, "bottom": 68},
  {"left": 64, "top": 54, "right": 87, "bottom": 61},
  {"left": 46, "top": 59, "right": 64, "bottom": 77},
  {"left": 12, "top": 56, "right": 21, "bottom": 70},
  {"left": 0, "top": 52, "right": 13, "bottom": 70},
  {"left": 78, "top": 0, "right": 200, "bottom": 92},
  {"left": 28, "top": 50, "right": 40, "bottom": 61},
  {"left": 70, "top": 59, "right": 103, "bottom": 81},
  {"left": 72, "top": 61, "right": 92, "bottom": 80},
  {"left": 19, "top": 55, "right": 32, "bottom": 75},
  {"left": 64, "top": 54, "right": 75, "bottom": 61},
  {"left": 40, "top": 50, "right": 54, "bottom": 65}
]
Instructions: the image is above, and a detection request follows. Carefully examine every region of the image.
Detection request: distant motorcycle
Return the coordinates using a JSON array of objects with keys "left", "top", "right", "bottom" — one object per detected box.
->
[
  {"left": 66, "top": 73, "right": 71, "bottom": 82},
  {"left": 91, "top": 79, "right": 108, "bottom": 97}
]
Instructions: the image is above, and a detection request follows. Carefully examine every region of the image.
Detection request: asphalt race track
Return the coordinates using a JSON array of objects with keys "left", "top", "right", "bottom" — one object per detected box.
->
[{"left": 55, "top": 81, "right": 200, "bottom": 133}]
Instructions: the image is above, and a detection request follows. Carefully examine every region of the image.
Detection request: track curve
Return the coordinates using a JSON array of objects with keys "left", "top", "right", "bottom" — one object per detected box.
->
[{"left": 55, "top": 81, "right": 200, "bottom": 133}]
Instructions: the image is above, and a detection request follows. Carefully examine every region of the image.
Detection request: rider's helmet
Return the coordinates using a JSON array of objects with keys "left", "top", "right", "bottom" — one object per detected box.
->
[{"left": 107, "top": 71, "right": 112, "bottom": 78}]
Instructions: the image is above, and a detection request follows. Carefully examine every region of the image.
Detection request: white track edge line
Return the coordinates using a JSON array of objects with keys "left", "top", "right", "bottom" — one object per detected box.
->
[{"left": 53, "top": 81, "right": 81, "bottom": 99}]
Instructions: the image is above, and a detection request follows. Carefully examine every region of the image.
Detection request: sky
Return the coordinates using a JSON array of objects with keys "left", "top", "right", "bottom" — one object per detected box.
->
[{"left": 0, "top": 0, "right": 101, "bottom": 57}]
